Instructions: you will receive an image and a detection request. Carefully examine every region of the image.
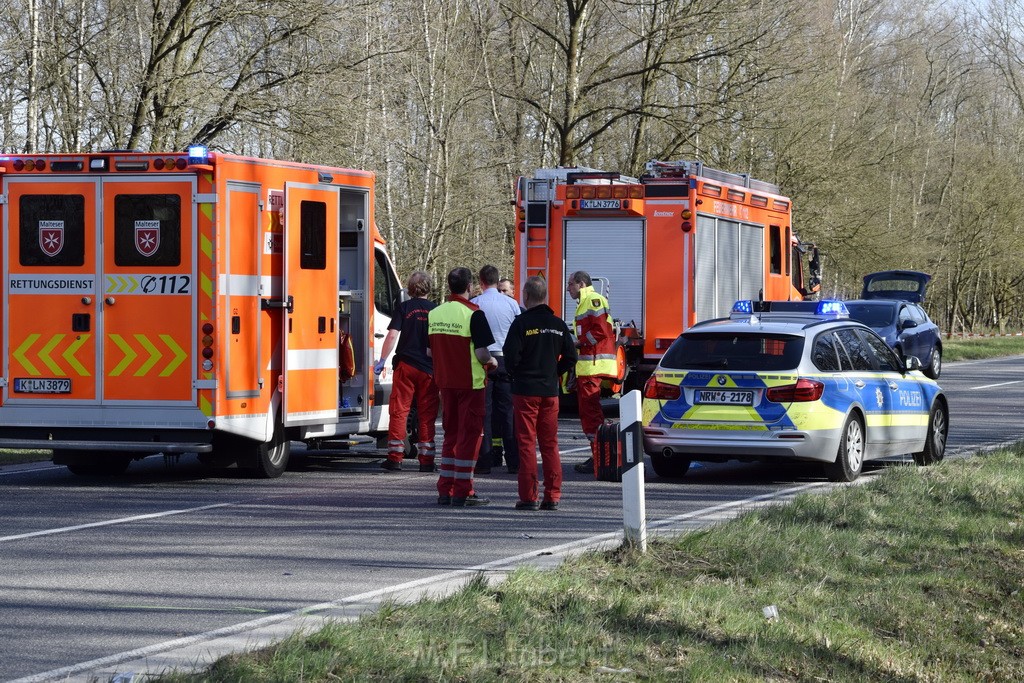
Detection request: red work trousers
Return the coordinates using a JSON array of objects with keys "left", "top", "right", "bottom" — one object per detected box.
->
[
  {"left": 576, "top": 374, "right": 605, "bottom": 453},
  {"left": 437, "top": 386, "right": 485, "bottom": 499},
  {"left": 386, "top": 362, "right": 439, "bottom": 466},
  {"left": 513, "top": 394, "right": 562, "bottom": 504}
]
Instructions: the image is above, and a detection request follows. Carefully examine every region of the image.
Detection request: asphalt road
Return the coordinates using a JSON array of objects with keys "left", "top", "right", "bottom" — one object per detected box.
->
[{"left": 1, "top": 355, "right": 1023, "bottom": 682}]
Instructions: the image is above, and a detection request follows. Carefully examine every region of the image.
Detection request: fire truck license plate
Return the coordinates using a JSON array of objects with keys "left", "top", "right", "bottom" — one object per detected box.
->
[
  {"left": 13, "top": 378, "right": 72, "bottom": 394},
  {"left": 694, "top": 389, "right": 753, "bottom": 405},
  {"left": 580, "top": 199, "right": 621, "bottom": 209}
]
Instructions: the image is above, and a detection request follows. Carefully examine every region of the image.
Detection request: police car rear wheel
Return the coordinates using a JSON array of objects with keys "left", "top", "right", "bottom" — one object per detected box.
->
[
  {"left": 913, "top": 401, "right": 948, "bottom": 466},
  {"left": 650, "top": 452, "right": 691, "bottom": 478},
  {"left": 825, "top": 414, "right": 864, "bottom": 483}
]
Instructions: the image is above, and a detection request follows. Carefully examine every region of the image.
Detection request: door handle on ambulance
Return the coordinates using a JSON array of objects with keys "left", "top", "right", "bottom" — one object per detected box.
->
[
  {"left": 854, "top": 380, "right": 865, "bottom": 389},
  {"left": 81, "top": 296, "right": 92, "bottom": 305},
  {"left": 105, "top": 296, "right": 116, "bottom": 305},
  {"left": 888, "top": 382, "right": 898, "bottom": 390},
  {"left": 260, "top": 295, "right": 294, "bottom": 313}
]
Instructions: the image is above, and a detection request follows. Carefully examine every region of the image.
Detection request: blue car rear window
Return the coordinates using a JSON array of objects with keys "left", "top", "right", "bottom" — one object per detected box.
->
[
  {"left": 846, "top": 302, "right": 895, "bottom": 328},
  {"left": 662, "top": 333, "right": 804, "bottom": 371}
]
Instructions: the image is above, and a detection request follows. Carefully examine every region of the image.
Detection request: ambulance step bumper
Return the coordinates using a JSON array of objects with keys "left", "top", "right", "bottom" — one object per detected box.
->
[{"left": 0, "top": 438, "right": 213, "bottom": 454}]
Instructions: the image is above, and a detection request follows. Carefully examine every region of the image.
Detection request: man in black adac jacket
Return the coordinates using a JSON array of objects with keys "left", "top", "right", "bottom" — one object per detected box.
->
[{"left": 503, "top": 276, "right": 578, "bottom": 510}]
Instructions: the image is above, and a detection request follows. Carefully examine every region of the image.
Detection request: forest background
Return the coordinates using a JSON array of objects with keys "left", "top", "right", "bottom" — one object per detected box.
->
[{"left": 2, "top": 0, "right": 1023, "bottom": 333}]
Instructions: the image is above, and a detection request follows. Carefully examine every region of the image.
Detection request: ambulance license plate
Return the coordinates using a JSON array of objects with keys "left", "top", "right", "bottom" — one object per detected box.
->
[
  {"left": 13, "top": 378, "right": 72, "bottom": 394},
  {"left": 580, "top": 199, "right": 621, "bottom": 210},
  {"left": 694, "top": 389, "right": 753, "bottom": 405}
]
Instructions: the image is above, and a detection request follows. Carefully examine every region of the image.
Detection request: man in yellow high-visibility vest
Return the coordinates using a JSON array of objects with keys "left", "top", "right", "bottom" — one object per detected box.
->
[{"left": 567, "top": 271, "right": 617, "bottom": 474}]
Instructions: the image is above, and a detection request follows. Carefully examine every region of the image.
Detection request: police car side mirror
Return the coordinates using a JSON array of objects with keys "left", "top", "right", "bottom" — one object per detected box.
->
[
  {"left": 900, "top": 319, "right": 918, "bottom": 330},
  {"left": 903, "top": 355, "right": 922, "bottom": 372}
]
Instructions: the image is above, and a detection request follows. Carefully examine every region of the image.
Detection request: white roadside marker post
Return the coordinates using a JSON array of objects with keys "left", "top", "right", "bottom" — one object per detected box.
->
[{"left": 620, "top": 389, "right": 647, "bottom": 552}]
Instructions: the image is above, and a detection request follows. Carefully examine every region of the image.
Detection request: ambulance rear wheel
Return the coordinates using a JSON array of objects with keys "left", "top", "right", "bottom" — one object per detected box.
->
[
  {"left": 59, "top": 451, "right": 132, "bottom": 476},
  {"left": 252, "top": 418, "right": 290, "bottom": 478}
]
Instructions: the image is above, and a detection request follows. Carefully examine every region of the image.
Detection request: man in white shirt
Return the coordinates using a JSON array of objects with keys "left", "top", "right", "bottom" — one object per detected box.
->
[{"left": 471, "top": 265, "right": 522, "bottom": 473}]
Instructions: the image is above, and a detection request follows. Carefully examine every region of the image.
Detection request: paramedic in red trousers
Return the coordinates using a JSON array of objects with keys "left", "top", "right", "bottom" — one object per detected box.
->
[
  {"left": 471, "top": 264, "right": 521, "bottom": 474},
  {"left": 504, "top": 276, "right": 577, "bottom": 510},
  {"left": 429, "top": 267, "right": 498, "bottom": 506},
  {"left": 567, "top": 270, "right": 618, "bottom": 474},
  {"left": 374, "top": 270, "right": 439, "bottom": 473}
]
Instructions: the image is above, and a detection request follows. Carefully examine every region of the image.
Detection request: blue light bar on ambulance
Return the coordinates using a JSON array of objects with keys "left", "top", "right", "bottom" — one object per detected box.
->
[
  {"left": 730, "top": 299, "right": 849, "bottom": 318},
  {"left": 187, "top": 144, "right": 209, "bottom": 165}
]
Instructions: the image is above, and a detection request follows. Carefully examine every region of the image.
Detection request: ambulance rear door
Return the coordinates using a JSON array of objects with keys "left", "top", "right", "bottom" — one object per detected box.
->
[
  {"left": 4, "top": 177, "right": 100, "bottom": 407},
  {"left": 99, "top": 177, "right": 196, "bottom": 405},
  {"left": 281, "top": 182, "right": 340, "bottom": 426}
]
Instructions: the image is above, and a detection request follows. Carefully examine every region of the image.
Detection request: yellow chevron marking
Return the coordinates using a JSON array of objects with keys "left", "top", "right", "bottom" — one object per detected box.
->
[
  {"left": 39, "top": 334, "right": 66, "bottom": 375},
  {"left": 201, "top": 272, "right": 213, "bottom": 298},
  {"left": 200, "top": 233, "right": 213, "bottom": 259},
  {"left": 13, "top": 334, "right": 41, "bottom": 375},
  {"left": 159, "top": 335, "right": 187, "bottom": 376},
  {"left": 134, "top": 335, "right": 162, "bottom": 376},
  {"left": 63, "top": 335, "right": 91, "bottom": 376},
  {"left": 109, "top": 334, "right": 137, "bottom": 376},
  {"left": 200, "top": 395, "right": 213, "bottom": 416}
]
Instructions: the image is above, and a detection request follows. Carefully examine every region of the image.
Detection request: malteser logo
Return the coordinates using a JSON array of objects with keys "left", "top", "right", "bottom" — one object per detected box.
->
[
  {"left": 39, "top": 221, "right": 64, "bottom": 257},
  {"left": 653, "top": 211, "right": 674, "bottom": 217}
]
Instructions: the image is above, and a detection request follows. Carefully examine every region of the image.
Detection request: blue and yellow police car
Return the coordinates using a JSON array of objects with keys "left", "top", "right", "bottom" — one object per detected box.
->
[{"left": 641, "top": 300, "right": 949, "bottom": 482}]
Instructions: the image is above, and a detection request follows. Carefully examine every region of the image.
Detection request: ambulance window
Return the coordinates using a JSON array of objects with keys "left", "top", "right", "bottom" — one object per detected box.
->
[
  {"left": 374, "top": 249, "right": 399, "bottom": 317},
  {"left": 299, "top": 200, "right": 327, "bottom": 269},
  {"left": 19, "top": 195, "right": 86, "bottom": 266},
  {"left": 114, "top": 194, "right": 181, "bottom": 266},
  {"left": 769, "top": 225, "right": 782, "bottom": 274}
]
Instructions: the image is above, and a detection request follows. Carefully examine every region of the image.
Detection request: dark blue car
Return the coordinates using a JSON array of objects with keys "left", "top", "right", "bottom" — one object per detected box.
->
[{"left": 845, "top": 271, "right": 942, "bottom": 379}]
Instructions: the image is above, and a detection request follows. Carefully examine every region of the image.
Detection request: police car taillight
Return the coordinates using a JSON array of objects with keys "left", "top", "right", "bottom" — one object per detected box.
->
[
  {"left": 643, "top": 375, "right": 680, "bottom": 400},
  {"left": 766, "top": 378, "right": 824, "bottom": 402}
]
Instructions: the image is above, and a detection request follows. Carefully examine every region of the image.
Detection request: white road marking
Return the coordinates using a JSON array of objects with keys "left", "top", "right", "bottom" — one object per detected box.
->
[
  {"left": 0, "top": 503, "right": 236, "bottom": 543},
  {"left": 969, "top": 380, "right": 1024, "bottom": 390}
]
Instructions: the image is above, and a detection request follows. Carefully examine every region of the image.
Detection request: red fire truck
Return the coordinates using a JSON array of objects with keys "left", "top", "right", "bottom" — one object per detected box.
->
[
  {"left": 0, "top": 148, "right": 404, "bottom": 476},
  {"left": 514, "top": 159, "right": 817, "bottom": 391}
]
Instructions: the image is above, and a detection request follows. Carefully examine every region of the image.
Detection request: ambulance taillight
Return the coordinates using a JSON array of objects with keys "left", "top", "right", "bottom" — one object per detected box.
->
[{"left": 201, "top": 322, "right": 214, "bottom": 369}]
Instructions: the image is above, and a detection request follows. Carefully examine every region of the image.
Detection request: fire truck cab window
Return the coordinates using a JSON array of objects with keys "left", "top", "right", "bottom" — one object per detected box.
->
[
  {"left": 19, "top": 195, "right": 86, "bottom": 266},
  {"left": 299, "top": 200, "right": 327, "bottom": 270},
  {"left": 114, "top": 194, "right": 181, "bottom": 266},
  {"left": 769, "top": 225, "right": 782, "bottom": 274},
  {"left": 373, "top": 249, "right": 399, "bottom": 317}
]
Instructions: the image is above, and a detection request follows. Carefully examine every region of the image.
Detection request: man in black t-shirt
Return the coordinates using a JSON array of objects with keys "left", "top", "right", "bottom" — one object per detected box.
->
[
  {"left": 504, "top": 276, "right": 577, "bottom": 510},
  {"left": 375, "top": 271, "right": 439, "bottom": 472}
]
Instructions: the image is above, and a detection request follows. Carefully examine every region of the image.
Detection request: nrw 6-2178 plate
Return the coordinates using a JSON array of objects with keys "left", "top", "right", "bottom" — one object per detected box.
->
[{"left": 694, "top": 389, "right": 753, "bottom": 405}]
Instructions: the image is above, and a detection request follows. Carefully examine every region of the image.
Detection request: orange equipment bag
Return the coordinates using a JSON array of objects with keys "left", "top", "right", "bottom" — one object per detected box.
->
[{"left": 593, "top": 421, "right": 623, "bottom": 482}]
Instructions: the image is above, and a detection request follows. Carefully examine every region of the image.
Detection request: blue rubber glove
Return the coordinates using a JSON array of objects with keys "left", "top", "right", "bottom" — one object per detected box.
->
[{"left": 373, "top": 359, "right": 386, "bottom": 375}]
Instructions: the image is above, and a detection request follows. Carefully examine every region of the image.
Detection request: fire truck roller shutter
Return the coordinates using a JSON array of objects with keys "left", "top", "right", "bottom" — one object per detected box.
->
[
  {"left": 694, "top": 216, "right": 764, "bottom": 322},
  {"left": 562, "top": 219, "right": 645, "bottom": 331}
]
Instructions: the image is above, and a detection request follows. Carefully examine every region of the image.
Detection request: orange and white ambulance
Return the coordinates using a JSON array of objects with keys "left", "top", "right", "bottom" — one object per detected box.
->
[
  {"left": 514, "top": 159, "right": 815, "bottom": 392},
  {"left": 0, "top": 148, "right": 402, "bottom": 476}
]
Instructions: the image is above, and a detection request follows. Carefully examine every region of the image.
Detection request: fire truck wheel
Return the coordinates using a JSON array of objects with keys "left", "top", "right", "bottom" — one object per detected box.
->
[
  {"left": 649, "top": 452, "right": 691, "bottom": 478},
  {"left": 59, "top": 451, "right": 132, "bottom": 476},
  {"left": 252, "top": 418, "right": 291, "bottom": 478}
]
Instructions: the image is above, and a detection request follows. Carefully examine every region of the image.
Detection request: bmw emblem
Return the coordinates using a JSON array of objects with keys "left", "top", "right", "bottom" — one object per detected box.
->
[{"left": 717, "top": 376, "right": 727, "bottom": 386}]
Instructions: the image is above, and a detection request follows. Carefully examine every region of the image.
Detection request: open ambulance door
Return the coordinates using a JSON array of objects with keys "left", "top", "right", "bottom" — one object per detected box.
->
[{"left": 282, "top": 182, "right": 340, "bottom": 427}]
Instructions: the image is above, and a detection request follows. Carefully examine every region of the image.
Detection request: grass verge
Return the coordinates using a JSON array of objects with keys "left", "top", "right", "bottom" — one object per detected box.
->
[
  {"left": 943, "top": 335, "right": 1024, "bottom": 362},
  {"left": 158, "top": 445, "right": 1024, "bottom": 682},
  {"left": 0, "top": 449, "right": 51, "bottom": 466}
]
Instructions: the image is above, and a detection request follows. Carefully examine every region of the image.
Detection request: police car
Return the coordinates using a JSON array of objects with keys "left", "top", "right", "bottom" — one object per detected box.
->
[{"left": 641, "top": 300, "right": 949, "bottom": 482}]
